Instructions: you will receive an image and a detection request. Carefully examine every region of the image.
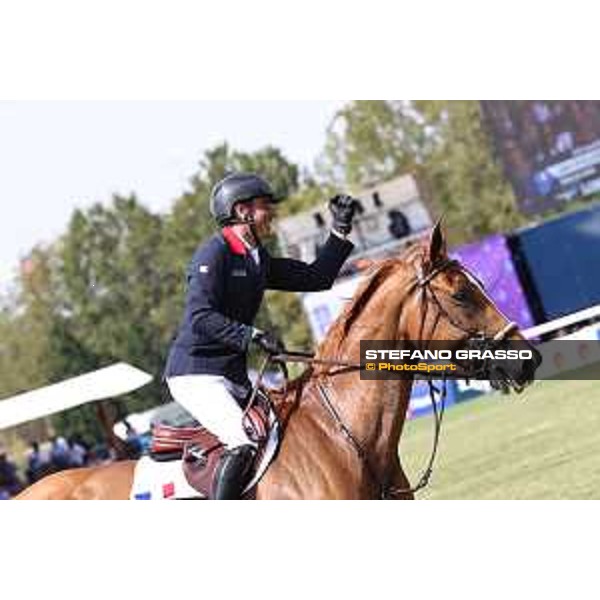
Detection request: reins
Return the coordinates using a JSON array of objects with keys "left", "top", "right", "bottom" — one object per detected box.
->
[
  {"left": 247, "top": 349, "right": 448, "bottom": 498},
  {"left": 267, "top": 350, "right": 449, "bottom": 498}
]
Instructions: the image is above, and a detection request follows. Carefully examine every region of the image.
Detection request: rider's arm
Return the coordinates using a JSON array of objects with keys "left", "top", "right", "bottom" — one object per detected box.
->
[
  {"left": 187, "top": 245, "right": 253, "bottom": 352},
  {"left": 266, "top": 233, "right": 354, "bottom": 292}
]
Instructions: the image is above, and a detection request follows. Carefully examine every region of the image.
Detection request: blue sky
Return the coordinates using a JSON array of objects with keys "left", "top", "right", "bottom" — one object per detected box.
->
[{"left": 0, "top": 101, "right": 344, "bottom": 287}]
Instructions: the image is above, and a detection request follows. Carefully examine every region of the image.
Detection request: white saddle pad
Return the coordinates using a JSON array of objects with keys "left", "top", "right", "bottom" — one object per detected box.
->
[{"left": 130, "top": 407, "right": 281, "bottom": 500}]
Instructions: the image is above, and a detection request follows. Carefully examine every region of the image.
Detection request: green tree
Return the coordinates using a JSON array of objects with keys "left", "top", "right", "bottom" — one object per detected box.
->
[
  {"left": 321, "top": 100, "right": 434, "bottom": 188},
  {"left": 0, "top": 249, "right": 56, "bottom": 399},
  {"left": 190, "top": 142, "right": 300, "bottom": 197},
  {"left": 55, "top": 194, "right": 166, "bottom": 424},
  {"left": 417, "top": 101, "right": 525, "bottom": 244},
  {"left": 0, "top": 248, "right": 66, "bottom": 443},
  {"left": 322, "top": 100, "right": 526, "bottom": 245}
]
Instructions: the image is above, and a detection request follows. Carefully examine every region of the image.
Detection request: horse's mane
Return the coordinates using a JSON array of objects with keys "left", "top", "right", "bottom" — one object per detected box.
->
[{"left": 317, "top": 241, "right": 428, "bottom": 359}]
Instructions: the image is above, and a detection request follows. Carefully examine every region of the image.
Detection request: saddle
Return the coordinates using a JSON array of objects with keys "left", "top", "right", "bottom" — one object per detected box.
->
[{"left": 149, "top": 389, "right": 276, "bottom": 499}]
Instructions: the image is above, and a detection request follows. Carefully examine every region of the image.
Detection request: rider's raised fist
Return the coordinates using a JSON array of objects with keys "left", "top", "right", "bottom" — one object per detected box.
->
[{"left": 329, "top": 194, "right": 360, "bottom": 236}]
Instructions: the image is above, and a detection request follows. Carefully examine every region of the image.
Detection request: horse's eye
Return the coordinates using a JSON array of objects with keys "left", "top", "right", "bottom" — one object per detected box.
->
[{"left": 452, "top": 288, "right": 471, "bottom": 304}]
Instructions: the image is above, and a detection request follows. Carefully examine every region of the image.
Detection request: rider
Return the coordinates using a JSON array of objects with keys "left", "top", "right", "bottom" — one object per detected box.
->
[{"left": 164, "top": 172, "right": 358, "bottom": 499}]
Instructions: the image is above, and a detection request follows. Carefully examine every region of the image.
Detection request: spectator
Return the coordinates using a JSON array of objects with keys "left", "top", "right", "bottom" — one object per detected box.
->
[
  {"left": 124, "top": 421, "right": 143, "bottom": 459},
  {"left": 0, "top": 444, "right": 23, "bottom": 498},
  {"left": 50, "top": 436, "right": 71, "bottom": 471},
  {"left": 26, "top": 441, "right": 50, "bottom": 484},
  {"left": 68, "top": 435, "right": 88, "bottom": 467}
]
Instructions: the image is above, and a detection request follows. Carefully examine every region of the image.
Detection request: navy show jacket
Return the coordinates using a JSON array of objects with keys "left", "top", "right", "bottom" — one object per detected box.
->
[{"left": 164, "top": 227, "right": 354, "bottom": 387}]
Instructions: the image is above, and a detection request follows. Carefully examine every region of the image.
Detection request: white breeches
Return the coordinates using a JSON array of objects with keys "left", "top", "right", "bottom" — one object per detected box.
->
[{"left": 166, "top": 375, "right": 254, "bottom": 449}]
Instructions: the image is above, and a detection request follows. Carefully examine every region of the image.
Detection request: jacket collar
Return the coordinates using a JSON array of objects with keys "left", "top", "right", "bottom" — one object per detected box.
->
[{"left": 221, "top": 227, "right": 249, "bottom": 256}]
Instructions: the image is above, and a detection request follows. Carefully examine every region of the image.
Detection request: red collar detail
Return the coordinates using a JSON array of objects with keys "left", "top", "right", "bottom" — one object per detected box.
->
[{"left": 221, "top": 227, "right": 248, "bottom": 256}]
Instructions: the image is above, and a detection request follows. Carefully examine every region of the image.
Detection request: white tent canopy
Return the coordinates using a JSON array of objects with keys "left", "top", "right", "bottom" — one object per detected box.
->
[{"left": 0, "top": 362, "right": 153, "bottom": 430}]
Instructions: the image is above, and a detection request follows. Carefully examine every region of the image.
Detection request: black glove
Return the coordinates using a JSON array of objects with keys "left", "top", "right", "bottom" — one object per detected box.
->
[
  {"left": 329, "top": 194, "right": 360, "bottom": 236},
  {"left": 252, "top": 330, "right": 285, "bottom": 355}
]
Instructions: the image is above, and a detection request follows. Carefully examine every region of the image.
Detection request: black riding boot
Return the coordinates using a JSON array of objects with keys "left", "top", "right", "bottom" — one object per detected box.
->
[{"left": 212, "top": 445, "right": 257, "bottom": 500}]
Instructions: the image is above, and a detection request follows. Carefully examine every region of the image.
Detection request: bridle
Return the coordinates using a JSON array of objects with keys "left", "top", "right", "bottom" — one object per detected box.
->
[
  {"left": 252, "top": 257, "right": 519, "bottom": 498},
  {"left": 410, "top": 258, "right": 518, "bottom": 344}
]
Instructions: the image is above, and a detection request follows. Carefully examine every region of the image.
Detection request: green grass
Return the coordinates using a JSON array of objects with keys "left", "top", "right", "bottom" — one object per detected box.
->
[{"left": 400, "top": 373, "right": 600, "bottom": 499}]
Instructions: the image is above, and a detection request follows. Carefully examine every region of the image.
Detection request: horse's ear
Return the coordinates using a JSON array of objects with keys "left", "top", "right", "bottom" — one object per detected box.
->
[{"left": 428, "top": 217, "right": 447, "bottom": 264}]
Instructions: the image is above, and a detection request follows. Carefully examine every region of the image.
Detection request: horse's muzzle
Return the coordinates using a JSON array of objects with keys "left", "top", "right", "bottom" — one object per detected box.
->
[{"left": 489, "top": 343, "right": 542, "bottom": 394}]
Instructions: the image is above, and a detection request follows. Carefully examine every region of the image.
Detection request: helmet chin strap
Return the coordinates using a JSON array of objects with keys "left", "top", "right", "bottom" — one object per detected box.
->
[
  {"left": 229, "top": 213, "right": 260, "bottom": 245},
  {"left": 246, "top": 218, "right": 260, "bottom": 243}
]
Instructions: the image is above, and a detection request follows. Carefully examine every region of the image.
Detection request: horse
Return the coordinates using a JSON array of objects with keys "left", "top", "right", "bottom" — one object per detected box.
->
[{"left": 15, "top": 222, "right": 540, "bottom": 500}]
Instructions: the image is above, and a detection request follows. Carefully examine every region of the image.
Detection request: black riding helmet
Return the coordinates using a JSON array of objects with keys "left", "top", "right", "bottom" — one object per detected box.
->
[{"left": 210, "top": 172, "right": 280, "bottom": 226}]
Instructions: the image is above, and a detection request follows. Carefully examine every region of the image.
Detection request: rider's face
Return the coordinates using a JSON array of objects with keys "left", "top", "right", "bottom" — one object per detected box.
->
[{"left": 249, "top": 197, "right": 276, "bottom": 238}]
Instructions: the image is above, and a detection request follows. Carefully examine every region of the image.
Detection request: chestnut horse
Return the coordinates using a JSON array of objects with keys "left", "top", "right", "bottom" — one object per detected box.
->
[{"left": 15, "top": 224, "right": 539, "bottom": 500}]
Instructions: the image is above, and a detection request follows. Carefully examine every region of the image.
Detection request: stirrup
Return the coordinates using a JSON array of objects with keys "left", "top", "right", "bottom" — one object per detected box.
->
[{"left": 212, "top": 445, "right": 257, "bottom": 500}]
